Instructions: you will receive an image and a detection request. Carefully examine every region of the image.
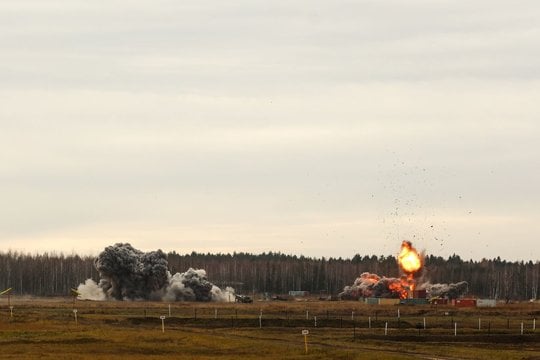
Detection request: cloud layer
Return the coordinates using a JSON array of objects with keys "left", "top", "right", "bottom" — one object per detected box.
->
[{"left": 0, "top": 1, "right": 539, "bottom": 260}]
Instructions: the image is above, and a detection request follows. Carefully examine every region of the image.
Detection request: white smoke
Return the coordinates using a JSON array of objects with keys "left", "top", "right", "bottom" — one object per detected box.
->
[
  {"left": 77, "top": 278, "right": 106, "bottom": 301},
  {"left": 161, "top": 268, "right": 235, "bottom": 302},
  {"left": 420, "top": 281, "right": 468, "bottom": 299}
]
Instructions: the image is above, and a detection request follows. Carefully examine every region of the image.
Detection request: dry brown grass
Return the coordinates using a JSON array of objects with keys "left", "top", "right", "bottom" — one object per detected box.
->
[{"left": 0, "top": 297, "right": 538, "bottom": 359}]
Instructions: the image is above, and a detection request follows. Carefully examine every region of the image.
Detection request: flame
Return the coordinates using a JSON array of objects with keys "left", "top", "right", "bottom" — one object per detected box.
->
[
  {"left": 388, "top": 277, "right": 409, "bottom": 299},
  {"left": 398, "top": 240, "right": 422, "bottom": 274},
  {"left": 396, "top": 241, "right": 422, "bottom": 298}
]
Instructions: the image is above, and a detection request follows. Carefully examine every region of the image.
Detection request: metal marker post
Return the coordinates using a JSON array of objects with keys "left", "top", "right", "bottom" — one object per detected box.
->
[
  {"left": 302, "top": 330, "right": 309, "bottom": 354},
  {"left": 423, "top": 317, "right": 426, "bottom": 330},
  {"left": 368, "top": 316, "right": 371, "bottom": 329},
  {"left": 384, "top": 322, "right": 388, "bottom": 336},
  {"left": 314, "top": 316, "right": 317, "bottom": 327},
  {"left": 478, "top": 318, "right": 481, "bottom": 330},
  {"left": 73, "top": 309, "right": 78, "bottom": 325},
  {"left": 533, "top": 318, "right": 536, "bottom": 331},
  {"left": 397, "top": 308, "right": 400, "bottom": 319},
  {"left": 521, "top": 322, "right": 524, "bottom": 335},
  {"left": 160, "top": 316, "right": 166, "bottom": 333},
  {"left": 259, "top": 315, "right": 262, "bottom": 329},
  {"left": 454, "top": 322, "right": 457, "bottom": 336},
  {"left": 168, "top": 304, "right": 171, "bottom": 317},
  {"left": 9, "top": 306, "right": 13, "bottom": 318},
  {"left": 351, "top": 311, "right": 354, "bottom": 321},
  {"left": 306, "top": 310, "right": 309, "bottom": 320}
]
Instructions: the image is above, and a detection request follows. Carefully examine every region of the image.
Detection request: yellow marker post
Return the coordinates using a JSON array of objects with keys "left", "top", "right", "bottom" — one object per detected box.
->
[{"left": 302, "top": 329, "right": 309, "bottom": 354}]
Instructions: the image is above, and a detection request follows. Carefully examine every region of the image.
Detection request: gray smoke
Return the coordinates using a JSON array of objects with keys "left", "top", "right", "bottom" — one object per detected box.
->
[
  {"left": 78, "top": 243, "right": 234, "bottom": 302},
  {"left": 340, "top": 272, "right": 469, "bottom": 300},
  {"left": 422, "top": 281, "right": 469, "bottom": 299},
  {"left": 339, "top": 272, "right": 406, "bottom": 299}
]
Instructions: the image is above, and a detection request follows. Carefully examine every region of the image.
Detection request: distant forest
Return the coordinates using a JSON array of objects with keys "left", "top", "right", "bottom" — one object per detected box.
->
[{"left": 0, "top": 251, "right": 538, "bottom": 301}]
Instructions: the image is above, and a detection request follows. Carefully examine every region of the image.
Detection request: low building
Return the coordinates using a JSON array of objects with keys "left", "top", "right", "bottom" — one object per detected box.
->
[
  {"left": 379, "top": 298, "right": 400, "bottom": 305},
  {"left": 454, "top": 298, "right": 477, "bottom": 307},
  {"left": 364, "top": 298, "right": 400, "bottom": 305},
  {"left": 430, "top": 298, "right": 449, "bottom": 305},
  {"left": 400, "top": 298, "right": 429, "bottom": 305},
  {"left": 476, "top": 299, "right": 496, "bottom": 307}
]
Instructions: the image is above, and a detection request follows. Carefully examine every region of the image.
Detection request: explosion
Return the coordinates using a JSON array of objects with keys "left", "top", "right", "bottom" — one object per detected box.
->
[
  {"left": 340, "top": 241, "right": 425, "bottom": 300},
  {"left": 339, "top": 240, "right": 469, "bottom": 300},
  {"left": 398, "top": 240, "right": 422, "bottom": 274},
  {"left": 77, "top": 243, "right": 234, "bottom": 302},
  {"left": 397, "top": 240, "right": 422, "bottom": 296}
]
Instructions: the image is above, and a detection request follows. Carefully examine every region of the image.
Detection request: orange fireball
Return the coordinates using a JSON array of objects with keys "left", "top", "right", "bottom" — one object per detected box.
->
[{"left": 398, "top": 240, "right": 422, "bottom": 274}]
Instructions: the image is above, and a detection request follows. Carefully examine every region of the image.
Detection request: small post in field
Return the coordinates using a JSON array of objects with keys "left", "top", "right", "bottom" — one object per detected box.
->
[
  {"left": 73, "top": 309, "right": 78, "bottom": 325},
  {"left": 160, "top": 316, "right": 166, "bottom": 333},
  {"left": 384, "top": 322, "right": 388, "bottom": 336},
  {"left": 302, "top": 329, "right": 309, "bottom": 354},
  {"left": 454, "top": 322, "right": 457, "bottom": 336}
]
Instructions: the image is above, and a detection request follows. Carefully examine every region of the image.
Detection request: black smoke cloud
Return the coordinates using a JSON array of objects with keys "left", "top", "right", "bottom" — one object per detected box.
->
[{"left": 78, "top": 243, "right": 234, "bottom": 302}]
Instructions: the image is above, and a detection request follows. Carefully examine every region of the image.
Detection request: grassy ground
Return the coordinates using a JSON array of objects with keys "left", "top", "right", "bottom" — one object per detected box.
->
[{"left": 0, "top": 298, "right": 538, "bottom": 359}]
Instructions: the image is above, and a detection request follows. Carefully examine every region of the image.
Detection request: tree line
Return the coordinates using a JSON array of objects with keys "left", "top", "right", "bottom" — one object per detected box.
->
[{"left": 0, "top": 250, "right": 538, "bottom": 300}]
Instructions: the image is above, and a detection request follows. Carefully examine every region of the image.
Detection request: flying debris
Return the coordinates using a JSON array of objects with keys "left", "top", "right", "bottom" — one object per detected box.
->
[
  {"left": 77, "top": 243, "right": 234, "bottom": 302},
  {"left": 70, "top": 288, "right": 81, "bottom": 297}
]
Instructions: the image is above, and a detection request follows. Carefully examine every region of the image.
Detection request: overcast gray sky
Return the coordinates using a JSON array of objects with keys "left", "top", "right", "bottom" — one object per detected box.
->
[{"left": 1, "top": 0, "right": 539, "bottom": 260}]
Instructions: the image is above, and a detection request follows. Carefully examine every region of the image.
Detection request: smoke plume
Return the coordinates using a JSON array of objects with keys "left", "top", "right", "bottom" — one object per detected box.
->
[
  {"left": 77, "top": 243, "right": 234, "bottom": 302},
  {"left": 339, "top": 272, "right": 469, "bottom": 300},
  {"left": 339, "top": 272, "right": 407, "bottom": 299},
  {"left": 421, "top": 281, "right": 468, "bottom": 299}
]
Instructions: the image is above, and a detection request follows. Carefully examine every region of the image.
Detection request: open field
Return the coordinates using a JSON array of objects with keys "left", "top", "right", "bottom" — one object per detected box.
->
[{"left": 0, "top": 298, "right": 539, "bottom": 359}]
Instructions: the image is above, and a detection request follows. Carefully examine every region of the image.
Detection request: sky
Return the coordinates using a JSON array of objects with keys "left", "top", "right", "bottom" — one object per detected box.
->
[{"left": 0, "top": 1, "right": 539, "bottom": 261}]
